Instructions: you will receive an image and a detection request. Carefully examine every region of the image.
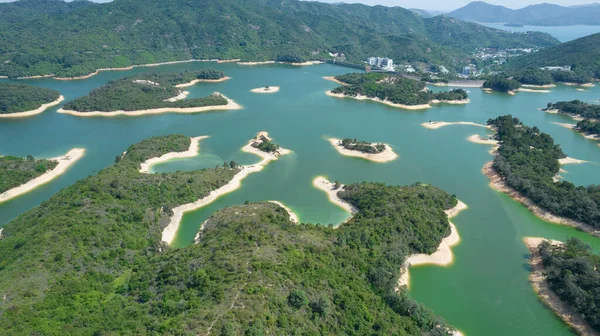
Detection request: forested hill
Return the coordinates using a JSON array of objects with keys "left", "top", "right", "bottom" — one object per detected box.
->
[
  {"left": 0, "top": 0, "right": 558, "bottom": 77},
  {"left": 505, "top": 33, "right": 600, "bottom": 79},
  {"left": 0, "top": 134, "right": 463, "bottom": 334}
]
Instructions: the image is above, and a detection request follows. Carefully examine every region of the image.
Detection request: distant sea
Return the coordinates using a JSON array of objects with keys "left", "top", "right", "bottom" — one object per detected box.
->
[{"left": 481, "top": 23, "right": 600, "bottom": 42}]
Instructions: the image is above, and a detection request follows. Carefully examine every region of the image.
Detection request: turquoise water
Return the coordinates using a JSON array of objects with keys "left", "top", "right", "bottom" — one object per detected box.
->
[
  {"left": 1, "top": 63, "right": 600, "bottom": 335},
  {"left": 481, "top": 23, "right": 600, "bottom": 42}
]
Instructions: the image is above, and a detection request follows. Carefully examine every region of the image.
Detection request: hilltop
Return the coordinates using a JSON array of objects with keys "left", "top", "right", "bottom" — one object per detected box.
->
[
  {"left": 0, "top": 0, "right": 558, "bottom": 77},
  {"left": 448, "top": 1, "right": 600, "bottom": 26}
]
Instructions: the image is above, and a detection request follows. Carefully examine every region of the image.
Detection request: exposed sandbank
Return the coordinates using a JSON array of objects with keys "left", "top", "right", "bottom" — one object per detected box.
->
[
  {"left": 518, "top": 88, "right": 551, "bottom": 93},
  {"left": 467, "top": 134, "right": 499, "bottom": 146},
  {"left": 250, "top": 86, "right": 280, "bottom": 94},
  {"left": 398, "top": 200, "right": 467, "bottom": 289},
  {"left": 524, "top": 237, "right": 599, "bottom": 336},
  {"left": 174, "top": 76, "right": 231, "bottom": 88},
  {"left": 430, "top": 99, "right": 471, "bottom": 105},
  {"left": 576, "top": 88, "right": 586, "bottom": 92},
  {"left": 16, "top": 74, "right": 55, "bottom": 79},
  {"left": 326, "top": 90, "right": 431, "bottom": 110},
  {"left": 54, "top": 67, "right": 134, "bottom": 80},
  {"left": 0, "top": 95, "right": 64, "bottom": 118},
  {"left": 522, "top": 84, "right": 556, "bottom": 89},
  {"left": 139, "top": 136, "right": 209, "bottom": 173},
  {"left": 327, "top": 137, "right": 398, "bottom": 163},
  {"left": 483, "top": 161, "right": 600, "bottom": 238},
  {"left": 554, "top": 122, "right": 600, "bottom": 142},
  {"left": 0, "top": 148, "right": 86, "bottom": 203},
  {"left": 57, "top": 93, "right": 241, "bottom": 117},
  {"left": 237, "top": 61, "right": 276, "bottom": 66},
  {"left": 322, "top": 76, "right": 349, "bottom": 86},
  {"left": 561, "top": 82, "right": 595, "bottom": 87},
  {"left": 422, "top": 121, "right": 490, "bottom": 130},
  {"left": 290, "top": 61, "right": 323, "bottom": 66},
  {"left": 217, "top": 59, "right": 241, "bottom": 63},
  {"left": 558, "top": 157, "right": 587, "bottom": 165},
  {"left": 268, "top": 201, "right": 299, "bottom": 223},
  {"left": 312, "top": 176, "right": 357, "bottom": 225},
  {"left": 161, "top": 132, "right": 291, "bottom": 244}
]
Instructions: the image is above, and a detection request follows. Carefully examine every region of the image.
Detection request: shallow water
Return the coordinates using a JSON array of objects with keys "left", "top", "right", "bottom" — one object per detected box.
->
[{"left": 1, "top": 63, "right": 600, "bottom": 335}]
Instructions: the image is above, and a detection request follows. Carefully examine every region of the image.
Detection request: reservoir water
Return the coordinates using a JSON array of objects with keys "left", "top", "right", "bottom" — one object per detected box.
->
[
  {"left": 1, "top": 62, "right": 600, "bottom": 335},
  {"left": 480, "top": 23, "right": 600, "bottom": 42}
]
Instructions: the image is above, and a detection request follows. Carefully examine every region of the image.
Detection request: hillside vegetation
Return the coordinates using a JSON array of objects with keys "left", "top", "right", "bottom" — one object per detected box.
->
[
  {"left": 0, "top": 0, "right": 558, "bottom": 77},
  {"left": 0, "top": 135, "right": 463, "bottom": 335},
  {"left": 0, "top": 83, "right": 60, "bottom": 114},
  {"left": 0, "top": 155, "right": 58, "bottom": 193}
]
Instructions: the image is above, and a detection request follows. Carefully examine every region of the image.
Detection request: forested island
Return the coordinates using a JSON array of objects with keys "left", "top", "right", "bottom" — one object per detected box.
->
[
  {"left": 509, "top": 69, "right": 555, "bottom": 87},
  {"left": 341, "top": 138, "right": 386, "bottom": 154},
  {"left": 486, "top": 116, "right": 600, "bottom": 233},
  {"left": 0, "top": 83, "right": 62, "bottom": 117},
  {"left": 0, "top": 135, "right": 462, "bottom": 335},
  {"left": 59, "top": 71, "right": 238, "bottom": 116},
  {"left": 328, "top": 73, "right": 469, "bottom": 108},
  {"left": 328, "top": 138, "right": 398, "bottom": 162},
  {"left": 250, "top": 134, "right": 281, "bottom": 153},
  {"left": 545, "top": 100, "right": 600, "bottom": 120},
  {"left": 482, "top": 76, "right": 521, "bottom": 93},
  {"left": 0, "top": 155, "right": 57, "bottom": 194},
  {"left": 533, "top": 238, "right": 600, "bottom": 334}
]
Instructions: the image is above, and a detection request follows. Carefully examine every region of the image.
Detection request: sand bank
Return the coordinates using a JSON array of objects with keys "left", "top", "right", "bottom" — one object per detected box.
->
[
  {"left": 576, "top": 88, "right": 586, "bottom": 92},
  {"left": 250, "top": 86, "right": 280, "bottom": 93},
  {"left": 467, "top": 134, "right": 498, "bottom": 146},
  {"left": 217, "top": 59, "right": 241, "bottom": 63},
  {"left": 16, "top": 74, "right": 55, "bottom": 79},
  {"left": 326, "top": 90, "right": 431, "bottom": 110},
  {"left": 0, "top": 148, "right": 86, "bottom": 203},
  {"left": 268, "top": 201, "right": 299, "bottom": 223},
  {"left": 422, "top": 121, "right": 489, "bottom": 130},
  {"left": 161, "top": 132, "right": 291, "bottom": 244},
  {"left": 581, "top": 83, "right": 596, "bottom": 87},
  {"left": 54, "top": 67, "right": 134, "bottom": 80},
  {"left": 558, "top": 157, "right": 587, "bottom": 165},
  {"left": 327, "top": 138, "right": 398, "bottom": 163},
  {"left": 322, "top": 76, "right": 349, "bottom": 86},
  {"left": 430, "top": 99, "right": 471, "bottom": 105},
  {"left": 139, "top": 136, "right": 208, "bottom": 173},
  {"left": 483, "top": 88, "right": 493, "bottom": 94},
  {"left": 508, "top": 90, "right": 516, "bottom": 95},
  {"left": 524, "top": 237, "right": 599, "bottom": 336},
  {"left": 398, "top": 200, "right": 467, "bottom": 289},
  {"left": 312, "top": 176, "right": 357, "bottom": 225},
  {"left": 518, "top": 88, "right": 551, "bottom": 93},
  {"left": 237, "top": 61, "right": 276, "bottom": 66},
  {"left": 484, "top": 161, "right": 600, "bottom": 238},
  {"left": 553, "top": 122, "right": 600, "bottom": 142},
  {"left": 164, "top": 91, "right": 189, "bottom": 102},
  {"left": 57, "top": 93, "right": 241, "bottom": 117},
  {"left": 522, "top": 84, "right": 556, "bottom": 89},
  {"left": 561, "top": 82, "right": 595, "bottom": 87},
  {"left": 174, "top": 76, "right": 231, "bottom": 88},
  {"left": 0, "top": 95, "right": 64, "bottom": 118},
  {"left": 289, "top": 61, "right": 323, "bottom": 66}
]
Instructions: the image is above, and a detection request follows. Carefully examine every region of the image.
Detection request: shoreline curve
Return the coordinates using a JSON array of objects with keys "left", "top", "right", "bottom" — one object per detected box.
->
[
  {"left": 139, "top": 136, "right": 209, "bottom": 173},
  {"left": 327, "top": 137, "right": 398, "bottom": 163},
  {"left": 268, "top": 201, "right": 299, "bottom": 223},
  {"left": 0, "top": 96, "right": 65, "bottom": 118},
  {"left": 312, "top": 176, "right": 357, "bottom": 226},
  {"left": 326, "top": 90, "right": 431, "bottom": 110}
]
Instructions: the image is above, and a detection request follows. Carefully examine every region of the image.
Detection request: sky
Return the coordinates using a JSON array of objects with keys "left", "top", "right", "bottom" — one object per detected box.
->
[{"left": 0, "top": 0, "right": 595, "bottom": 11}]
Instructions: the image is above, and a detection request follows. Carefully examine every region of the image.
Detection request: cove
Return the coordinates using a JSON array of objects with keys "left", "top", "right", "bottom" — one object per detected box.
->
[{"left": 1, "top": 62, "right": 600, "bottom": 335}]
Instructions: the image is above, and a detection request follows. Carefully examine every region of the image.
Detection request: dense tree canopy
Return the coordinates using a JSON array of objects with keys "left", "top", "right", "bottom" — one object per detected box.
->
[
  {"left": 510, "top": 69, "right": 554, "bottom": 86},
  {"left": 341, "top": 138, "right": 385, "bottom": 154},
  {"left": 483, "top": 76, "right": 521, "bottom": 92},
  {"left": 546, "top": 100, "right": 600, "bottom": 119},
  {"left": 62, "top": 71, "right": 228, "bottom": 112},
  {"left": 0, "top": 83, "right": 60, "bottom": 114},
  {"left": 539, "top": 238, "right": 600, "bottom": 332},
  {"left": 0, "top": 134, "right": 462, "bottom": 335},
  {"left": 488, "top": 115, "right": 600, "bottom": 228},
  {"left": 332, "top": 73, "right": 468, "bottom": 106},
  {"left": 0, "top": 155, "right": 58, "bottom": 193}
]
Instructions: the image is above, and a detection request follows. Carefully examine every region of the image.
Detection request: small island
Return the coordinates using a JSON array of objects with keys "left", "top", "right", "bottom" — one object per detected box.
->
[
  {"left": 0, "top": 83, "right": 64, "bottom": 118},
  {"left": 328, "top": 138, "right": 398, "bottom": 162},
  {"left": 482, "top": 76, "right": 521, "bottom": 94},
  {"left": 58, "top": 70, "right": 240, "bottom": 116},
  {"left": 250, "top": 86, "right": 280, "bottom": 93},
  {"left": 326, "top": 73, "right": 469, "bottom": 110},
  {"left": 524, "top": 237, "right": 600, "bottom": 335},
  {"left": 0, "top": 148, "right": 85, "bottom": 203},
  {"left": 545, "top": 100, "right": 600, "bottom": 142}
]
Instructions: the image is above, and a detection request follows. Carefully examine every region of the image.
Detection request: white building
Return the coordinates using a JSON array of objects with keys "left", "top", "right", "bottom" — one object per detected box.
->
[{"left": 367, "top": 57, "right": 394, "bottom": 70}]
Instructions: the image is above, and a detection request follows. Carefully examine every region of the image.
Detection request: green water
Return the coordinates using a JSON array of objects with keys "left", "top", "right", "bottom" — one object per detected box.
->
[{"left": 2, "top": 63, "right": 600, "bottom": 335}]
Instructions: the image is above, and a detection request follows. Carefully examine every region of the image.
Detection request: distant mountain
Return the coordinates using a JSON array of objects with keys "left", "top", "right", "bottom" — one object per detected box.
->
[
  {"left": 409, "top": 8, "right": 445, "bottom": 18},
  {"left": 448, "top": 1, "right": 600, "bottom": 26},
  {"left": 0, "top": 0, "right": 558, "bottom": 78},
  {"left": 506, "top": 33, "right": 600, "bottom": 78}
]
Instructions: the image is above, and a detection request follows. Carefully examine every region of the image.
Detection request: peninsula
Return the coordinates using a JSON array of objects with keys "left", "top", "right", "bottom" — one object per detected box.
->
[
  {"left": 482, "top": 76, "right": 521, "bottom": 94},
  {"left": 524, "top": 237, "right": 600, "bottom": 336},
  {"left": 0, "top": 134, "right": 464, "bottom": 335},
  {"left": 484, "top": 116, "right": 600, "bottom": 237},
  {"left": 545, "top": 100, "right": 600, "bottom": 144},
  {"left": 328, "top": 137, "right": 398, "bottom": 163},
  {"left": 159, "top": 131, "right": 291, "bottom": 245},
  {"left": 57, "top": 71, "right": 240, "bottom": 116},
  {"left": 326, "top": 73, "right": 469, "bottom": 110},
  {"left": 0, "top": 148, "right": 85, "bottom": 203},
  {"left": 0, "top": 84, "right": 63, "bottom": 118}
]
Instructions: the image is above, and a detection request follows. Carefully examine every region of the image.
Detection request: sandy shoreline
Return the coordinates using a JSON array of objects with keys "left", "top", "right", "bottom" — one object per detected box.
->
[
  {"left": 422, "top": 121, "right": 490, "bottom": 130},
  {"left": 0, "top": 95, "right": 64, "bottom": 118},
  {"left": 553, "top": 122, "right": 600, "bottom": 143},
  {"left": 139, "top": 136, "right": 208, "bottom": 173},
  {"left": 290, "top": 61, "right": 323, "bottom": 66},
  {"left": 322, "top": 76, "right": 349, "bottom": 86},
  {"left": 518, "top": 88, "right": 551, "bottom": 93},
  {"left": 312, "top": 176, "right": 357, "bottom": 225},
  {"left": 237, "top": 61, "right": 276, "bottom": 66},
  {"left": 327, "top": 138, "right": 398, "bottom": 163},
  {"left": 161, "top": 131, "right": 292, "bottom": 244},
  {"left": 174, "top": 76, "right": 231, "bottom": 88},
  {"left": 0, "top": 148, "right": 86, "bottom": 203},
  {"left": 430, "top": 99, "right": 471, "bottom": 105},
  {"left": 250, "top": 86, "right": 280, "bottom": 94},
  {"left": 268, "top": 201, "right": 299, "bottom": 223},
  {"left": 524, "top": 237, "right": 599, "bottom": 336},
  {"left": 522, "top": 84, "right": 556, "bottom": 89},
  {"left": 16, "top": 74, "right": 55, "bottom": 79},
  {"left": 397, "top": 200, "right": 467, "bottom": 289},
  {"left": 57, "top": 93, "right": 241, "bottom": 117},
  {"left": 54, "top": 67, "right": 134, "bottom": 80},
  {"left": 558, "top": 156, "right": 587, "bottom": 165},
  {"left": 483, "top": 161, "right": 600, "bottom": 238},
  {"left": 326, "top": 90, "right": 431, "bottom": 110},
  {"left": 467, "top": 134, "right": 499, "bottom": 146}
]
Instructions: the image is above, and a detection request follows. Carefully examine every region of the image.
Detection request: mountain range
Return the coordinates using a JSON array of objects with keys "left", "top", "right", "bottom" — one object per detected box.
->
[
  {"left": 448, "top": 1, "right": 600, "bottom": 26},
  {"left": 0, "top": 0, "right": 558, "bottom": 78}
]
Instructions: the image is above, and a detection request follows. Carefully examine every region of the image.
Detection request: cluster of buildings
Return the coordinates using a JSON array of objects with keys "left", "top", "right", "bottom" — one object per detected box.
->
[
  {"left": 472, "top": 47, "right": 538, "bottom": 65},
  {"left": 367, "top": 57, "right": 394, "bottom": 71}
]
